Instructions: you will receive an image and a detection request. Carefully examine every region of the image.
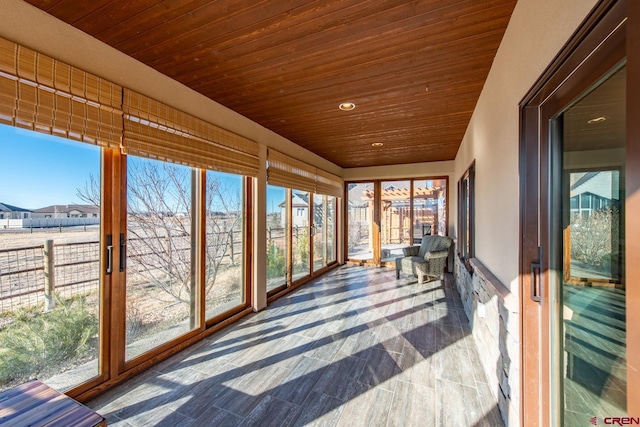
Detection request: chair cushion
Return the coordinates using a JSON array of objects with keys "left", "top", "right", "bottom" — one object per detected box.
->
[
  {"left": 402, "top": 245, "right": 420, "bottom": 257},
  {"left": 418, "top": 235, "right": 452, "bottom": 257}
]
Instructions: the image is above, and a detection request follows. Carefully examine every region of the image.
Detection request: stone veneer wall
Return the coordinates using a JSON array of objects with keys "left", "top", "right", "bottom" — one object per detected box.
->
[{"left": 455, "top": 257, "right": 520, "bottom": 426}]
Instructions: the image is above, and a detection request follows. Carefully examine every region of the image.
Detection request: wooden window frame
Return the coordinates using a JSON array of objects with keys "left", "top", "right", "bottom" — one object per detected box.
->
[
  {"left": 344, "top": 176, "right": 449, "bottom": 266},
  {"left": 457, "top": 161, "right": 475, "bottom": 268}
]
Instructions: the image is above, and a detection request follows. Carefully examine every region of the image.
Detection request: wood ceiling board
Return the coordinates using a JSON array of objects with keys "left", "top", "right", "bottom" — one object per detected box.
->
[
  {"left": 149, "top": 0, "right": 502, "bottom": 75},
  {"left": 186, "top": 34, "right": 501, "bottom": 105},
  {"left": 121, "top": 0, "right": 327, "bottom": 60},
  {"left": 25, "top": 0, "right": 517, "bottom": 168},
  {"left": 42, "top": 0, "right": 114, "bottom": 23},
  {"left": 168, "top": 7, "right": 510, "bottom": 93},
  {"left": 70, "top": 1, "right": 167, "bottom": 35},
  {"left": 93, "top": 0, "right": 218, "bottom": 45},
  {"left": 139, "top": 0, "right": 510, "bottom": 71}
]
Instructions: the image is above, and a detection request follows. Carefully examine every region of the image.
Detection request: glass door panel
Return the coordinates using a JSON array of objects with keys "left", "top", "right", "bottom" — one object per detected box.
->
[
  {"left": 380, "top": 180, "right": 411, "bottom": 263},
  {"left": 557, "top": 66, "right": 626, "bottom": 424},
  {"left": 327, "top": 196, "right": 336, "bottom": 264},
  {"left": 0, "top": 125, "right": 102, "bottom": 392},
  {"left": 291, "top": 189, "right": 310, "bottom": 281},
  {"left": 204, "top": 171, "right": 245, "bottom": 320},
  {"left": 313, "top": 195, "right": 327, "bottom": 272},
  {"left": 125, "top": 156, "right": 196, "bottom": 361},
  {"left": 267, "top": 185, "right": 288, "bottom": 291},
  {"left": 413, "top": 178, "right": 448, "bottom": 240},
  {"left": 347, "top": 182, "right": 374, "bottom": 261}
]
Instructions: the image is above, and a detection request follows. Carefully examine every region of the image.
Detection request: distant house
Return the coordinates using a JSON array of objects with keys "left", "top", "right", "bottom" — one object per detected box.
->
[
  {"left": 347, "top": 183, "right": 369, "bottom": 224},
  {"left": 32, "top": 204, "right": 100, "bottom": 219},
  {"left": 569, "top": 171, "right": 620, "bottom": 218},
  {"left": 0, "top": 202, "right": 32, "bottom": 220},
  {"left": 279, "top": 193, "right": 323, "bottom": 228}
]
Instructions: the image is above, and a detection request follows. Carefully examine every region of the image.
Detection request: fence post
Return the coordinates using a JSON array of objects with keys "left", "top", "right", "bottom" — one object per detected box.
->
[
  {"left": 166, "top": 234, "right": 173, "bottom": 275},
  {"left": 229, "top": 231, "right": 235, "bottom": 265},
  {"left": 43, "top": 239, "right": 56, "bottom": 312}
]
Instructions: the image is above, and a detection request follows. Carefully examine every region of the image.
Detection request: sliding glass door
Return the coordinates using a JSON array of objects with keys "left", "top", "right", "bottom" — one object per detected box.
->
[
  {"left": 520, "top": 2, "right": 640, "bottom": 421},
  {"left": 327, "top": 196, "right": 337, "bottom": 264},
  {"left": 313, "top": 195, "right": 327, "bottom": 272},
  {"left": 266, "top": 188, "right": 339, "bottom": 296},
  {"left": 125, "top": 157, "right": 196, "bottom": 361},
  {"left": 347, "top": 182, "right": 375, "bottom": 262},
  {"left": 0, "top": 125, "right": 105, "bottom": 393},
  {"left": 204, "top": 171, "right": 246, "bottom": 321},
  {"left": 380, "top": 180, "right": 411, "bottom": 263},
  {"left": 556, "top": 66, "right": 627, "bottom": 424},
  {"left": 125, "top": 157, "right": 251, "bottom": 362},
  {"left": 346, "top": 178, "right": 448, "bottom": 265}
]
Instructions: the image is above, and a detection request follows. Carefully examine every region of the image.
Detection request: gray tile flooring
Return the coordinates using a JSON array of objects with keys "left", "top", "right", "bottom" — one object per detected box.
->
[{"left": 88, "top": 266, "right": 503, "bottom": 426}]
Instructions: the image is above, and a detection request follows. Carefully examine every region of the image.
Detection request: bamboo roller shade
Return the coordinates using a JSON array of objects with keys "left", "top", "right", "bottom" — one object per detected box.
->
[
  {"left": 123, "top": 89, "right": 259, "bottom": 177},
  {"left": 267, "top": 149, "right": 343, "bottom": 197},
  {"left": 0, "top": 37, "right": 123, "bottom": 148},
  {"left": 0, "top": 37, "right": 259, "bottom": 177},
  {"left": 0, "top": 37, "right": 338, "bottom": 187}
]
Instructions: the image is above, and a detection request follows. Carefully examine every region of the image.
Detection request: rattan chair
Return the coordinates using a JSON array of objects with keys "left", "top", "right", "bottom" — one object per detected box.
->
[{"left": 395, "top": 235, "right": 452, "bottom": 283}]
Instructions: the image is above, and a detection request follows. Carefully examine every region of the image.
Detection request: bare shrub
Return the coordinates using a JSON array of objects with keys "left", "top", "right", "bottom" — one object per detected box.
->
[{"left": 570, "top": 207, "right": 620, "bottom": 268}]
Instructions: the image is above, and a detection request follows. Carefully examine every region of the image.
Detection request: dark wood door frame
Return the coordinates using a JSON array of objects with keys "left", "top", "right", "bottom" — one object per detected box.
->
[{"left": 519, "top": 0, "right": 639, "bottom": 424}]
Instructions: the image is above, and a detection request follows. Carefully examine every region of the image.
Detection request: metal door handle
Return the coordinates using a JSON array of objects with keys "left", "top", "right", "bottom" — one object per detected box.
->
[
  {"left": 119, "top": 233, "right": 126, "bottom": 272},
  {"left": 530, "top": 246, "right": 542, "bottom": 303},
  {"left": 106, "top": 234, "right": 113, "bottom": 275}
]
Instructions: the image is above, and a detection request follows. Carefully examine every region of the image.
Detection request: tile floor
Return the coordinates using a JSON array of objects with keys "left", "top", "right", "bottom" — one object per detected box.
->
[{"left": 88, "top": 265, "right": 503, "bottom": 426}]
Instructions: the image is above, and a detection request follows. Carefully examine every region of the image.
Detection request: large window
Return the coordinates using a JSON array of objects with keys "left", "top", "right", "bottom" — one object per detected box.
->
[
  {"left": 413, "top": 178, "right": 448, "bottom": 238},
  {"left": 204, "top": 171, "right": 245, "bottom": 320},
  {"left": 346, "top": 178, "right": 448, "bottom": 264},
  {"left": 458, "top": 162, "right": 475, "bottom": 261},
  {"left": 125, "top": 157, "right": 196, "bottom": 360},
  {"left": 266, "top": 149, "right": 341, "bottom": 292},
  {"left": 292, "top": 189, "right": 311, "bottom": 281},
  {"left": 266, "top": 185, "right": 288, "bottom": 292},
  {"left": 313, "top": 195, "right": 327, "bottom": 272},
  {"left": 381, "top": 180, "right": 411, "bottom": 263},
  {"left": 347, "top": 182, "right": 374, "bottom": 261},
  {"left": 326, "top": 196, "right": 336, "bottom": 264},
  {"left": 0, "top": 125, "right": 102, "bottom": 393}
]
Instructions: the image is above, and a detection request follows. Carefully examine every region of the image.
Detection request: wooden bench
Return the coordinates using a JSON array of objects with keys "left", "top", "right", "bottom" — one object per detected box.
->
[{"left": 0, "top": 380, "right": 106, "bottom": 426}]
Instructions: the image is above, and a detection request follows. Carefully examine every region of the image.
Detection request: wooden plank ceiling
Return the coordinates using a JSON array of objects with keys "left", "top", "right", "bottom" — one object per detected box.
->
[{"left": 26, "top": 0, "right": 517, "bottom": 168}]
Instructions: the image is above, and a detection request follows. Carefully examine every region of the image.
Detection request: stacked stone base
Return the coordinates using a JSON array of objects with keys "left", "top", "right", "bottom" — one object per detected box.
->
[{"left": 455, "top": 257, "right": 520, "bottom": 426}]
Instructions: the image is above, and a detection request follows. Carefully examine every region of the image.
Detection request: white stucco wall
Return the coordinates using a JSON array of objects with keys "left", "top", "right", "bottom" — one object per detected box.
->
[{"left": 453, "top": 0, "right": 599, "bottom": 294}]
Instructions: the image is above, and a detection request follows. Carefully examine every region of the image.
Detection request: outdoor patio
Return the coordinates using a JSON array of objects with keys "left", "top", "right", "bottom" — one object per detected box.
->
[{"left": 88, "top": 265, "right": 503, "bottom": 426}]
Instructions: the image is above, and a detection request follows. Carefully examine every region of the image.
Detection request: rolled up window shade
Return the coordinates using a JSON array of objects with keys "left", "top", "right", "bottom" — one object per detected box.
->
[
  {"left": 0, "top": 37, "right": 123, "bottom": 148},
  {"left": 316, "top": 168, "right": 343, "bottom": 198},
  {"left": 122, "top": 89, "right": 259, "bottom": 176},
  {"left": 267, "top": 149, "right": 317, "bottom": 193}
]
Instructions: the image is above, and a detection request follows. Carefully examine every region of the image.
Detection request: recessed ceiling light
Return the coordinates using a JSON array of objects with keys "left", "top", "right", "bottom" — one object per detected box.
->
[
  {"left": 372, "top": 142, "right": 384, "bottom": 147},
  {"left": 587, "top": 116, "right": 607, "bottom": 124},
  {"left": 339, "top": 102, "right": 356, "bottom": 111}
]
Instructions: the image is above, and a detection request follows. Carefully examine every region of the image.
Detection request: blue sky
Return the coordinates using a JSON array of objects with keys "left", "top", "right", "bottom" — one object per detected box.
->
[
  {"left": 0, "top": 124, "right": 99, "bottom": 209},
  {"left": 0, "top": 124, "right": 285, "bottom": 212}
]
